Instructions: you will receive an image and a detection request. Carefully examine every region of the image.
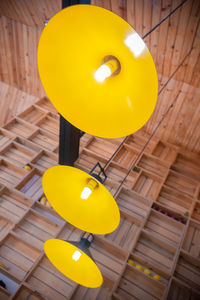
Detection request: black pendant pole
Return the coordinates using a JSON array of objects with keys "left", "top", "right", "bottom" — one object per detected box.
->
[
  {"left": 59, "top": 0, "right": 90, "bottom": 166},
  {"left": 59, "top": 116, "right": 80, "bottom": 166}
]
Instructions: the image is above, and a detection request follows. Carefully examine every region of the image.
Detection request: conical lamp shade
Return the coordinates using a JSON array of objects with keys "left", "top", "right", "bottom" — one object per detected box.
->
[
  {"left": 44, "top": 239, "right": 103, "bottom": 288},
  {"left": 37, "top": 4, "right": 158, "bottom": 138},
  {"left": 42, "top": 166, "right": 120, "bottom": 234}
]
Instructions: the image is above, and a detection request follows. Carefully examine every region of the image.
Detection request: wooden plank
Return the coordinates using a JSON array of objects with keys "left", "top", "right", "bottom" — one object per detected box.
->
[
  {"left": 145, "top": 210, "right": 184, "bottom": 247},
  {"left": 116, "top": 265, "right": 165, "bottom": 300},
  {"left": 0, "top": 141, "right": 36, "bottom": 167},
  {"left": 0, "top": 216, "right": 13, "bottom": 240},
  {"left": 28, "top": 129, "right": 58, "bottom": 152},
  {"left": 17, "top": 105, "right": 46, "bottom": 124},
  {"left": 0, "top": 233, "right": 40, "bottom": 281},
  {"left": 3, "top": 118, "right": 37, "bottom": 138},
  {"left": 182, "top": 221, "right": 200, "bottom": 259},
  {"left": 165, "top": 170, "right": 198, "bottom": 197}
]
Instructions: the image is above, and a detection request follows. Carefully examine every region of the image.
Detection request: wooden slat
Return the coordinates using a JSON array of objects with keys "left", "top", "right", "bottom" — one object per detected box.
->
[
  {"left": 0, "top": 0, "right": 61, "bottom": 27},
  {"left": 0, "top": 81, "right": 38, "bottom": 126},
  {"left": 0, "top": 16, "right": 45, "bottom": 97}
]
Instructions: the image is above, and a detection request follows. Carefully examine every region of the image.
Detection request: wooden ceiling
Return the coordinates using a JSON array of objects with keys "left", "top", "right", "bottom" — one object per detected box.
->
[
  {"left": 92, "top": 0, "right": 200, "bottom": 88},
  {"left": 145, "top": 75, "right": 200, "bottom": 153},
  {"left": 0, "top": 0, "right": 199, "bottom": 153},
  {"left": 0, "top": 0, "right": 61, "bottom": 96},
  {"left": 0, "top": 80, "right": 38, "bottom": 126},
  {"left": 0, "top": 0, "right": 61, "bottom": 27}
]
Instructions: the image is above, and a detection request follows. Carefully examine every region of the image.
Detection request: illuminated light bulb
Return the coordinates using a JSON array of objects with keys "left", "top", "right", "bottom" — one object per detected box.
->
[
  {"left": 81, "top": 178, "right": 98, "bottom": 199},
  {"left": 81, "top": 187, "right": 92, "bottom": 199},
  {"left": 94, "top": 56, "right": 120, "bottom": 83},
  {"left": 94, "top": 64, "right": 112, "bottom": 82},
  {"left": 125, "top": 32, "right": 146, "bottom": 57},
  {"left": 72, "top": 250, "right": 82, "bottom": 261}
]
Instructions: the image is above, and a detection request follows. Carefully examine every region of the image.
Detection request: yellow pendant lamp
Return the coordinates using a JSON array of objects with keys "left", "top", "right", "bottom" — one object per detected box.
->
[
  {"left": 44, "top": 236, "right": 103, "bottom": 288},
  {"left": 37, "top": 4, "right": 158, "bottom": 138},
  {"left": 42, "top": 165, "right": 120, "bottom": 234}
]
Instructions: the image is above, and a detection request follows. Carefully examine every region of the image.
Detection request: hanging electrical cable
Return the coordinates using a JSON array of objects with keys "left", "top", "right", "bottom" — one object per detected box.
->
[
  {"left": 142, "top": 0, "right": 188, "bottom": 39},
  {"left": 113, "top": 48, "right": 192, "bottom": 198},
  {"left": 91, "top": 0, "right": 189, "bottom": 177}
]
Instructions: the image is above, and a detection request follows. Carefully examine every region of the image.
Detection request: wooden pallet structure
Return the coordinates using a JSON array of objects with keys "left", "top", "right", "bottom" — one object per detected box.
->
[{"left": 0, "top": 97, "right": 199, "bottom": 300}]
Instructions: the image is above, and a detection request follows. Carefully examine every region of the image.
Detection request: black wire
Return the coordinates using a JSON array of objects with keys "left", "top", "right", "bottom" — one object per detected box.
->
[
  {"left": 113, "top": 48, "right": 192, "bottom": 198},
  {"left": 142, "top": 0, "right": 188, "bottom": 39},
  {"left": 113, "top": 92, "right": 180, "bottom": 197},
  {"left": 84, "top": 0, "right": 190, "bottom": 239},
  {"left": 102, "top": 136, "right": 129, "bottom": 169},
  {"left": 100, "top": 0, "right": 189, "bottom": 173}
]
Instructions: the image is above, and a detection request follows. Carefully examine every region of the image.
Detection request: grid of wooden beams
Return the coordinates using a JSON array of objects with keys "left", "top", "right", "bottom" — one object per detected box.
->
[{"left": 0, "top": 96, "right": 199, "bottom": 299}]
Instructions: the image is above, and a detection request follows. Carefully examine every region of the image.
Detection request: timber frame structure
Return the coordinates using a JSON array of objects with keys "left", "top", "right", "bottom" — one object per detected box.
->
[
  {"left": 0, "top": 0, "right": 199, "bottom": 299},
  {"left": 0, "top": 96, "right": 199, "bottom": 299}
]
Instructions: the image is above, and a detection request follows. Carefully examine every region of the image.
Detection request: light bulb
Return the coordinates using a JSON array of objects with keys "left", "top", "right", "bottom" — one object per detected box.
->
[
  {"left": 94, "top": 64, "right": 112, "bottom": 82},
  {"left": 80, "top": 178, "right": 99, "bottom": 199},
  {"left": 125, "top": 32, "right": 146, "bottom": 57},
  {"left": 81, "top": 187, "right": 92, "bottom": 199},
  {"left": 72, "top": 250, "right": 82, "bottom": 261}
]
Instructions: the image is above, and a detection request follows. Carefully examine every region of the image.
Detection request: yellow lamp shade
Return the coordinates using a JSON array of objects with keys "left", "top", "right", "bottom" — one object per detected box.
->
[
  {"left": 44, "top": 239, "right": 103, "bottom": 288},
  {"left": 37, "top": 5, "right": 158, "bottom": 138},
  {"left": 42, "top": 165, "right": 120, "bottom": 234}
]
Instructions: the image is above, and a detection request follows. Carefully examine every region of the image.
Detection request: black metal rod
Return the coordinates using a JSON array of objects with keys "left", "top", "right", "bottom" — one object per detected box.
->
[
  {"left": 59, "top": 0, "right": 90, "bottom": 166},
  {"left": 102, "top": 136, "right": 129, "bottom": 170},
  {"left": 142, "top": 0, "right": 188, "bottom": 39},
  {"left": 59, "top": 116, "right": 80, "bottom": 166}
]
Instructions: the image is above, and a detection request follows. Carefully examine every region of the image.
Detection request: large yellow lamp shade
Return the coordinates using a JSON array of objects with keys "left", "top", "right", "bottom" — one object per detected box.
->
[
  {"left": 44, "top": 239, "right": 103, "bottom": 288},
  {"left": 37, "top": 5, "right": 158, "bottom": 138},
  {"left": 42, "top": 165, "right": 120, "bottom": 234}
]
